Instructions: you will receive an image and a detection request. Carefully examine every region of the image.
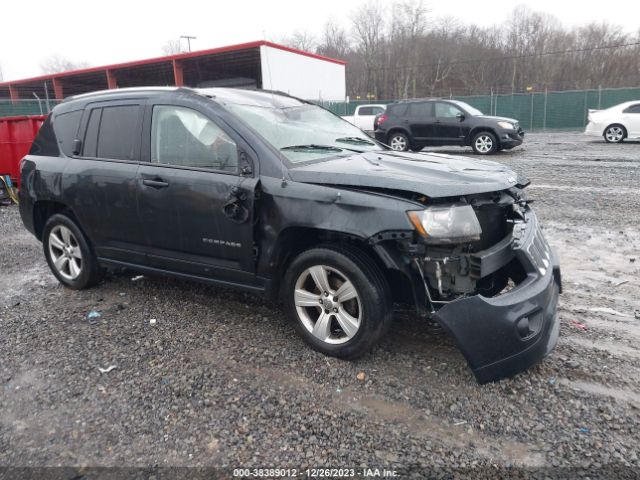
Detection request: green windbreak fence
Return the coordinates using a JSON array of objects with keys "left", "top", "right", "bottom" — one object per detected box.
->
[
  {"left": 321, "top": 86, "right": 640, "bottom": 132},
  {"left": 2, "top": 86, "right": 639, "bottom": 131},
  {"left": 0, "top": 100, "right": 62, "bottom": 118}
]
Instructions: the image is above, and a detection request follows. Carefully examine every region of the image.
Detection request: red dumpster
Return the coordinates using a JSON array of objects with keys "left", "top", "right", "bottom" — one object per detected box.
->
[{"left": 0, "top": 115, "right": 47, "bottom": 188}]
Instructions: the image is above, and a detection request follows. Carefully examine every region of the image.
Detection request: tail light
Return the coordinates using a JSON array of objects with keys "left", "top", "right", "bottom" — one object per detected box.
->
[{"left": 375, "top": 114, "right": 388, "bottom": 129}]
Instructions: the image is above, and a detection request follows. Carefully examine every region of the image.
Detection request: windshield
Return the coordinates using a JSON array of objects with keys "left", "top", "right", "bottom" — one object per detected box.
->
[
  {"left": 224, "top": 102, "right": 383, "bottom": 163},
  {"left": 452, "top": 101, "right": 483, "bottom": 116}
]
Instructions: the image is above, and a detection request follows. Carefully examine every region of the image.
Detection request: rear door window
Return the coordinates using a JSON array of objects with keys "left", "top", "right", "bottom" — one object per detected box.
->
[
  {"left": 623, "top": 104, "right": 640, "bottom": 113},
  {"left": 96, "top": 105, "right": 142, "bottom": 160},
  {"left": 52, "top": 110, "right": 82, "bottom": 156},
  {"left": 408, "top": 102, "right": 433, "bottom": 118},
  {"left": 82, "top": 108, "right": 102, "bottom": 158}
]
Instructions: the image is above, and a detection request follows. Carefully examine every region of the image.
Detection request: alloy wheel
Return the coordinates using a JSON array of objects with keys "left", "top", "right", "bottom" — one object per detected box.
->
[
  {"left": 475, "top": 135, "right": 493, "bottom": 153},
  {"left": 48, "top": 225, "right": 83, "bottom": 280},
  {"left": 294, "top": 265, "right": 362, "bottom": 345},
  {"left": 605, "top": 126, "right": 624, "bottom": 142},
  {"left": 390, "top": 135, "right": 408, "bottom": 151}
]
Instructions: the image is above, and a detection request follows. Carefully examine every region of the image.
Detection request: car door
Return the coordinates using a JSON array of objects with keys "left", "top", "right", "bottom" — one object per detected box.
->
[
  {"left": 622, "top": 103, "right": 640, "bottom": 137},
  {"left": 63, "top": 100, "right": 147, "bottom": 264},
  {"left": 137, "top": 101, "right": 258, "bottom": 285},
  {"left": 406, "top": 101, "right": 436, "bottom": 142},
  {"left": 434, "top": 102, "right": 466, "bottom": 144}
]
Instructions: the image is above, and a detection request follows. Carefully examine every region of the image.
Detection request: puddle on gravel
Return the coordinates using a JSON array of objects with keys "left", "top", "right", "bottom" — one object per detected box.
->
[{"left": 339, "top": 394, "right": 545, "bottom": 467}]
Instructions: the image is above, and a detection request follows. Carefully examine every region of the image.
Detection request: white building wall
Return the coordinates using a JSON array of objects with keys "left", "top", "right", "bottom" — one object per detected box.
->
[{"left": 260, "top": 45, "right": 346, "bottom": 101}]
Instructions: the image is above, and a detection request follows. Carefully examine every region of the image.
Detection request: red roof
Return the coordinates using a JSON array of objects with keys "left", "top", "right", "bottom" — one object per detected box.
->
[{"left": 0, "top": 41, "right": 346, "bottom": 87}]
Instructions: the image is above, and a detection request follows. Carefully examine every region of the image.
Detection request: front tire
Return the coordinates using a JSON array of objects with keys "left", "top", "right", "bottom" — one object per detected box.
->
[
  {"left": 472, "top": 131, "right": 498, "bottom": 155},
  {"left": 388, "top": 132, "right": 410, "bottom": 151},
  {"left": 282, "top": 246, "right": 392, "bottom": 359},
  {"left": 603, "top": 124, "right": 626, "bottom": 143},
  {"left": 42, "top": 213, "right": 102, "bottom": 290}
]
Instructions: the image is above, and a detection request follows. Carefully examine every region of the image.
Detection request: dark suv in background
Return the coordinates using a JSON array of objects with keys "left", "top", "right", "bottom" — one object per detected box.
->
[{"left": 375, "top": 99, "right": 525, "bottom": 154}]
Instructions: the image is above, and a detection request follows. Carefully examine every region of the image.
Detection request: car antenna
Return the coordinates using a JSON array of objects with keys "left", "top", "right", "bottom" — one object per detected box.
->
[{"left": 263, "top": 32, "right": 288, "bottom": 187}]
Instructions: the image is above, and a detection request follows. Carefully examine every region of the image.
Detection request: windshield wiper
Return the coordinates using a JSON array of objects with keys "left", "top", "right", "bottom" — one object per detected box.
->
[
  {"left": 335, "top": 136, "right": 376, "bottom": 146},
  {"left": 281, "top": 144, "right": 344, "bottom": 153}
]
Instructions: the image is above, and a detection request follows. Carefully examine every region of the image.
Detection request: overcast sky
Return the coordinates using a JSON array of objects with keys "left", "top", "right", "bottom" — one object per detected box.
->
[{"left": 1, "top": 0, "right": 638, "bottom": 82}]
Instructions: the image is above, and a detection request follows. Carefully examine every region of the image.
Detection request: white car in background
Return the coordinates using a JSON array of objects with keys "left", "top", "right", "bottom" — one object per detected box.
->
[
  {"left": 585, "top": 101, "right": 640, "bottom": 143},
  {"left": 341, "top": 104, "right": 386, "bottom": 133}
]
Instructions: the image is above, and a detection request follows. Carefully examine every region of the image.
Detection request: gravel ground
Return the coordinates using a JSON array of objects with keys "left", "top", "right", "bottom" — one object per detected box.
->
[{"left": 1, "top": 132, "right": 639, "bottom": 478}]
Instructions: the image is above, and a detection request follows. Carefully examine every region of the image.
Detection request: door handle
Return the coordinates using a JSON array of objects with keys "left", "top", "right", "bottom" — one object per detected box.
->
[{"left": 142, "top": 179, "right": 169, "bottom": 189}]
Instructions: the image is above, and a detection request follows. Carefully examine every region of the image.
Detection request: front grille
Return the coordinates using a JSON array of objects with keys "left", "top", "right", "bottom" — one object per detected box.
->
[{"left": 512, "top": 214, "right": 552, "bottom": 276}]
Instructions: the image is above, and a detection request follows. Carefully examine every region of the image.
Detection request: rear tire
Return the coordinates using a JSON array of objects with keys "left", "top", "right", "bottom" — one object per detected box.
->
[
  {"left": 282, "top": 246, "right": 392, "bottom": 359},
  {"left": 388, "top": 132, "right": 410, "bottom": 151},
  {"left": 472, "top": 131, "right": 498, "bottom": 155},
  {"left": 42, "top": 213, "right": 102, "bottom": 290},
  {"left": 603, "top": 124, "right": 626, "bottom": 143}
]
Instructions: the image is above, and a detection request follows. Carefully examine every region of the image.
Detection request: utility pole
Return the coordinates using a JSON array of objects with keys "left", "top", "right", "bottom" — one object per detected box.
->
[{"left": 180, "top": 35, "right": 197, "bottom": 52}]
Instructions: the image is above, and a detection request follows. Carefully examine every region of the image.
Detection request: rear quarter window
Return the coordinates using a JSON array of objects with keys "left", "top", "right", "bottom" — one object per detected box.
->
[
  {"left": 52, "top": 110, "right": 82, "bottom": 156},
  {"left": 387, "top": 103, "right": 408, "bottom": 116},
  {"left": 29, "top": 116, "right": 59, "bottom": 156}
]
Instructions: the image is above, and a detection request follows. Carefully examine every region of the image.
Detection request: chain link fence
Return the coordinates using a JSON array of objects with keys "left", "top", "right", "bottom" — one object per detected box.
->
[
  {"left": 1, "top": 86, "right": 639, "bottom": 131},
  {"left": 320, "top": 86, "right": 640, "bottom": 132}
]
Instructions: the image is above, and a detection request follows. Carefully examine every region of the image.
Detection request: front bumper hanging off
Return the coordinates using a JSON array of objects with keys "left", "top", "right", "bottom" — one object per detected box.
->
[{"left": 433, "top": 212, "right": 561, "bottom": 384}]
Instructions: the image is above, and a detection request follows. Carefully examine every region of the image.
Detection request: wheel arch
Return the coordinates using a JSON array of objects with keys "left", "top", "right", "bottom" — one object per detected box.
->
[
  {"left": 468, "top": 126, "right": 499, "bottom": 146},
  {"left": 33, "top": 200, "right": 77, "bottom": 241},
  {"left": 266, "top": 226, "right": 413, "bottom": 305},
  {"left": 385, "top": 127, "right": 412, "bottom": 144}
]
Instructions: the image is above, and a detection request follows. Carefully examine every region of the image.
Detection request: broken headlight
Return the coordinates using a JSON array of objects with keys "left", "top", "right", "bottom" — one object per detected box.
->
[{"left": 407, "top": 204, "right": 482, "bottom": 244}]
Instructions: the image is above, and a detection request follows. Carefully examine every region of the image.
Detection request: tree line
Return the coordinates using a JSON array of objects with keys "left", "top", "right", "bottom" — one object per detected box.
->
[{"left": 280, "top": 2, "right": 640, "bottom": 100}]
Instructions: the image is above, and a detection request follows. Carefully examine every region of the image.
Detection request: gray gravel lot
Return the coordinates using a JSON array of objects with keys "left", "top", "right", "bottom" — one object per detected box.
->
[{"left": 1, "top": 132, "right": 639, "bottom": 478}]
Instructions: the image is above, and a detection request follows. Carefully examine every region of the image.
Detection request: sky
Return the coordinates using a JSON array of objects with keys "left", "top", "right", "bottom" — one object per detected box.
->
[{"left": 0, "top": 0, "right": 638, "bottom": 82}]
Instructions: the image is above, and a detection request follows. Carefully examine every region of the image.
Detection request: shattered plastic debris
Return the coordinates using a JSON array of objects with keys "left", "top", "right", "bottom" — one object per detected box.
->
[
  {"left": 131, "top": 275, "right": 144, "bottom": 282},
  {"left": 570, "top": 320, "right": 588, "bottom": 331},
  {"left": 454, "top": 420, "right": 467, "bottom": 426},
  {"left": 87, "top": 310, "right": 102, "bottom": 320},
  {"left": 356, "top": 371, "right": 366, "bottom": 381},
  {"left": 149, "top": 318, "right": 157, "bottom": 326},
  {"left": 579, "top": 427, "right": 590, "bottom": 433},
  {"left": 98, "top": 365, "right": 117, "bottom": 374}
]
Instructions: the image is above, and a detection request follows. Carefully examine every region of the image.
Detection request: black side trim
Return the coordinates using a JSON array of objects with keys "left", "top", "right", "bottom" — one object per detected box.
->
[{"left": 97, "top": 258, "right": 268, "bottom": 295}]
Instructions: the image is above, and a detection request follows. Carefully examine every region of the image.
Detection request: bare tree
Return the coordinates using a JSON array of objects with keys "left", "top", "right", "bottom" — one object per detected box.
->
[
  {"left": 317, "top": 18, "right": 351, "bottom": 59},
  {"left": 280, "top": 31, "right": 317, "bottom": 52},
  {"left": 351, "top": 0, "right": 386, "bottom": 99},
  {"left": 40, "top": 54, "right": 90, "bottom": 74},
  {"left": 388, "top": 0, "right": 429, "bottom": 98},
  {"left": 162, "top": 39, "right": 185, "bottom": 56}
]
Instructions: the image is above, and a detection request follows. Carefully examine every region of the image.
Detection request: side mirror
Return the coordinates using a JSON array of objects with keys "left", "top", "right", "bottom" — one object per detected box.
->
[
  {"left": 72, "top": 139, "right": 82, "bottom": 156},
  {"left": 456, "top": 112, "right": 465, "bottom": 121}
]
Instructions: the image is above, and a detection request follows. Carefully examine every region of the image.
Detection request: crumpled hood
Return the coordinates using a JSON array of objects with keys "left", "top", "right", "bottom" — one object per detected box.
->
[{"left": 288, "top": 151, "right": 518, "bottom": 198}]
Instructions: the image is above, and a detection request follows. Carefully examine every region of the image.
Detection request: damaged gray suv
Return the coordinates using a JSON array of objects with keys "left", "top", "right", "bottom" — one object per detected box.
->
[{"left": 19, "top": 87, "right": 561, "bottom": 383}]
